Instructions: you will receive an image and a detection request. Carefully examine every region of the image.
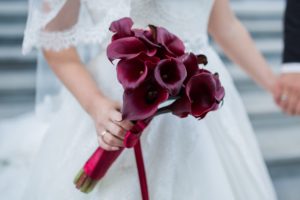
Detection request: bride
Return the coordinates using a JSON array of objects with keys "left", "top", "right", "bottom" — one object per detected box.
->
[{"left": 20, "top": 0, "right": 278, "bottom": 199}]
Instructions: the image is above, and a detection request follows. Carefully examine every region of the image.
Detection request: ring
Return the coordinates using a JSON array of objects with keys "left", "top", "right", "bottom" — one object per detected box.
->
[
  {"left": 280, "top": 94, "right": 288, "bottom": 102},
  {"left": 101, "top": 130, "right": 107, "bottom": 138}
]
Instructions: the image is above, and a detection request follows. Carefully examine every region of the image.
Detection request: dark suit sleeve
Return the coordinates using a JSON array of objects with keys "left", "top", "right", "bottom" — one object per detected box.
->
[{"left": 283, "top": 0, "right": 300, "bottom": 63}]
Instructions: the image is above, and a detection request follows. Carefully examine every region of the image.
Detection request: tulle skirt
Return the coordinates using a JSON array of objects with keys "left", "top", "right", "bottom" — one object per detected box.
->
[{"left": 19, "top": 45, "right": 277, "bottom": 200}]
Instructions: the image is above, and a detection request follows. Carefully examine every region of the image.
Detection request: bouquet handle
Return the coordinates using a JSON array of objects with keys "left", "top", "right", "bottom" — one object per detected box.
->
[{"left": 74, "top": 119, "right": 150, "bottom": 200}]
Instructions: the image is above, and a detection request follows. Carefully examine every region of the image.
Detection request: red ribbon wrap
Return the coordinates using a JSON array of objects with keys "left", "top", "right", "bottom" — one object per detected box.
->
[{"left": 82, "top": 120, "right": 150, "bottom": 200}]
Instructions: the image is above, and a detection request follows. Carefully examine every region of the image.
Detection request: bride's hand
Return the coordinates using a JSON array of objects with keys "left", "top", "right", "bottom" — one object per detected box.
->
[{"left": 89, "top": 95, "right": 134, "bottom": 151}]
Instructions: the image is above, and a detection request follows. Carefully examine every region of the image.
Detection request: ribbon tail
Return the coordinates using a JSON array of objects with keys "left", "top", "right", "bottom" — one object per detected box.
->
[{"left": 134, "top": 139, "right": 149, "bottom": 200}]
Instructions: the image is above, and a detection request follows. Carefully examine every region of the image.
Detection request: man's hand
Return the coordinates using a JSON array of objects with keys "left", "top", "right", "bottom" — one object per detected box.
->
[{"left": 275, "top": 73, "right": 300, "bottom": 115}]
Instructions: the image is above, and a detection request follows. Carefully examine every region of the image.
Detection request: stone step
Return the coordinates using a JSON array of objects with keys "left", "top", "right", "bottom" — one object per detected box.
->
[
  {"left": 0, "top": 2, "right": 27, "bottom": 24},
  {"left": 241, "top": 19, "right": 283, "bottom": 39},
  {"left": 258, "top": 124, "right": 300, "bottom": 165},
  {"left": 0, "top": 24, "right": 25, "bottom": 45},
  {"left": 241, "top": 90, "right": 300, "bottom": 129},
  {"left": 214, "top": 38, "right": 283, "bottom": 59},
  {"left": 0, "top": 1, "right": 27, "bottom": 16},
  {"left": 0, "top": 24, "right": 25, "bottom": 38},
  {"left": 226, "top": 62, "right": 281, "bottom": 92},
  {"left": 0, "top": 70, "right": 35, "bottom": 91},
  {"left": 0, "top": 101, "right": 34, "bottom": 119},
  {"left": 270, "top": 161, "right": 300, "bottom": 200},
  {"left": 231, "top": 1, "right": 284, "bottom": 18},
  {"left": 0, "top": 46, "right": 36, "bottom": 62}
]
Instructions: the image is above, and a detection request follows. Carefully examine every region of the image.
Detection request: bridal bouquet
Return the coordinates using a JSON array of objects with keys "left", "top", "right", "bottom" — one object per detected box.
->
[{"left": 74, "top": 17, "right": 225, "bottom": 197}]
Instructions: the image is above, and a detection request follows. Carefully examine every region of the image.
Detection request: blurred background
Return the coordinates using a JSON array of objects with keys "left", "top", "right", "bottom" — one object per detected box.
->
[{"left": 0, "top": 0, "right": 300, "bottom": 199}]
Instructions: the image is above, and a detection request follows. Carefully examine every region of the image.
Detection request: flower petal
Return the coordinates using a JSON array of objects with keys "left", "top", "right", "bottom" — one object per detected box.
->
[
  {"left": 117, "top": 58, "right": 148, "bottom": 89},
  {"left": 109, "top": 17, "right": 134, "bottom": 40},
  {"left": 179, "top": 53, "right": 199, "bottom": 84},
  {"left": 107, "top": 37, "right": 154, "bottom": 62},
  {"left": 186, "top": 73, "right": 217, "bottom": 117},
  {"left": 169, "top": 96, "right": 191, "bottom": 118},
  {"left": 122, "top": 82, "right": 169, "bottom": 120},
  {"left": 133, "top": 29, "right": 160, "bottom": 48},
  {"left": 154, "top": 58, "right": 187, "bottom": 96},
  {"left": 213, "top": 73, "right": 225, "bottom": 102},
  {"left": 156, "top": 27, "right": 185, "bottom": 56}
]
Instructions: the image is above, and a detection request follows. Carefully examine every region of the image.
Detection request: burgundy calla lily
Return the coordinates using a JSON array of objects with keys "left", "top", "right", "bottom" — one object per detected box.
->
[
  {"left": 109, "top": 17, "right": 134, "bottom": 41},
  {"left": 170, "top": 71, "right": 225, "bottom": 119},
  {"left": 186, "top": 72, "right": 225, "bottom": 118},
  {"left": 154, "top": 58, "right": 187, "bottom": 96},
  {"left": 179, "top": 53, "right": 199, "bottom": 84},
  {"left": 134, "top": 29, "right": 160, "bottom": 48},
  {"left": 122, "top": 81, "right": 169, "bottom": 121},
  {"left": 107, "top": 37, "right": 156, "bottom": 62},
  {"left": 169, "top": 95, "right": 191, "bottom": 118},
  {"left": 117, "top": 57, "right": 148, "bottom": 89},
  {"left": 213, "top": 73, "right": 226, "bottom": 102},
  {"left": 156, "top": 27, "right": 185, "bottom": 56}
]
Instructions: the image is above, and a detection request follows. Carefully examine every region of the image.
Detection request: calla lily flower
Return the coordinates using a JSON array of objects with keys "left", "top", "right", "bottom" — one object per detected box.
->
[
  {"left": 212, "top": 73, "right": 226, "bottom": 102},
  {"left": 134, "top": 29, "right": 160, "bottom": 48},
  {"left": 179, "top": 53, "right": 199, "bottom": 84},
  {"left": 122, "top": 81, "right": 169, "bottom": 121},
  {"left": 117, "top": 57, "right": 148, "bottom": 89},
  {"left": 109, "top": 17, "right": 134, "bottom": 41},
  {"left": 156, "top": 26, "right": 185, "bottom": 57},
  {"left": 107, "top": 37, "right": 156, "bottom": 62},
  {"left": 169, "top": 95, "right": 191, "bottom": 118},
  {"left": 154, "top": 58, "right": 187, "bottom": 96},
  {"left": 170, "top": 71, "right": 225, "bottom": 119},
  {"left": 186, "top": 72, "right": 225, "bottom": 118}
]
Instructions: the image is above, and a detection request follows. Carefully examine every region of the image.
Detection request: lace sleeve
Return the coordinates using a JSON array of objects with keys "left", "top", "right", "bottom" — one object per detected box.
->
[{"left": 22, "top": 0, "right": 131, "bottom": 54}]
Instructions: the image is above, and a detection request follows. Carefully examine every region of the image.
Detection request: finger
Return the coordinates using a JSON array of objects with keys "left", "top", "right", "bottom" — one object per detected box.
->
[
  {"left": 296, "top": 102, "right": 300, "bottom": 115},
  {"left": 106, "top": 121, "right": 126, "bottom": 139},
  {"left": 286, "top": 92, "right": 298, "bottom": 115},
  {"left": 102, "top": 130, "right": 124, "bottom": 147},
  {"left": 98, "top": 135, "right": 120, "bottom": 151},
  {"left": 115, "top": 120, "right": 134, "bottom": 131},
  {"left": 278, "top": 89, "right": 290, "bottom": 111},
  {"left": 110, "top": 109, "right": 122, "bottom": 122},
  {"left": 274, "top": 82, "right": 283, "bottom": 105}
]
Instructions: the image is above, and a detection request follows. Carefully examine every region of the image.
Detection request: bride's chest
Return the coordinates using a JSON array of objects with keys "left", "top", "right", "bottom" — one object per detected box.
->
[
  {"left": 86, "top": 0, "right": 214, "bottom": 23},
  {"left": 137, "top": 0, "right": 213, "bottom": 24},
  {"left": 86, "top": 0, "right": 214, "bottom": 42}
]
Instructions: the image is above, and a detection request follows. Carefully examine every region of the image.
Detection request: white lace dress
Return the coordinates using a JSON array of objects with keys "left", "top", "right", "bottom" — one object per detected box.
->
[{"left": 20, "top": 0, "right": 277, "bottom": 199}]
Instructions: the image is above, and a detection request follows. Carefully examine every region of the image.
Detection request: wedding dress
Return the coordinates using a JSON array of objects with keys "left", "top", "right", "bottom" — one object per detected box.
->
[{"left": 18, "top": 0, "right": 277, "bottom": 199}]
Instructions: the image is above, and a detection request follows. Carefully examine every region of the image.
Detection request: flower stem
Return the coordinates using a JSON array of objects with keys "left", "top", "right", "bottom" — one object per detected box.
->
[
  {"left": 155, "top": 105, "right": 171, "bottom": 116},
  {"left": 74, "top": 168, "right": 99, "bottom": 193}
]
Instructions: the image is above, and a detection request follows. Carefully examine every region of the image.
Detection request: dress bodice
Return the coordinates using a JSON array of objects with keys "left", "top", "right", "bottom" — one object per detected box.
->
[
  {"left": 130, "top": 0, "right": 214, "bottom": 51},
  {"left": 130, "top": 0, "right": 214, "bottom": 33},
  {"left": 86, "top": 0, "right": 214, "bottom": 53}
]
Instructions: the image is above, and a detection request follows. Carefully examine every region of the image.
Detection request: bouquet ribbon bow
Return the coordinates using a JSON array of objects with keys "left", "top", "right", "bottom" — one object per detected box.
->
[{"left": 74, "top": 17, "right": 225, "bottom": 200}]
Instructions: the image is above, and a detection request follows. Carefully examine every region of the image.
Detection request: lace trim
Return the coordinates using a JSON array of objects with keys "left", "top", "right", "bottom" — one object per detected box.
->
[
  {"left": 23, "top": 24, "right": 109, "bottom": 54},
  {"left": 22, "top": 0, "right": 130, "bottom": 54}
]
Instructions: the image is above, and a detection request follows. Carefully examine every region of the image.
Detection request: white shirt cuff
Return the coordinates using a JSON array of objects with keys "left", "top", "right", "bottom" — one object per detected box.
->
[{"left": 281, "top": 63, "right": 300, "bottom": 73}]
